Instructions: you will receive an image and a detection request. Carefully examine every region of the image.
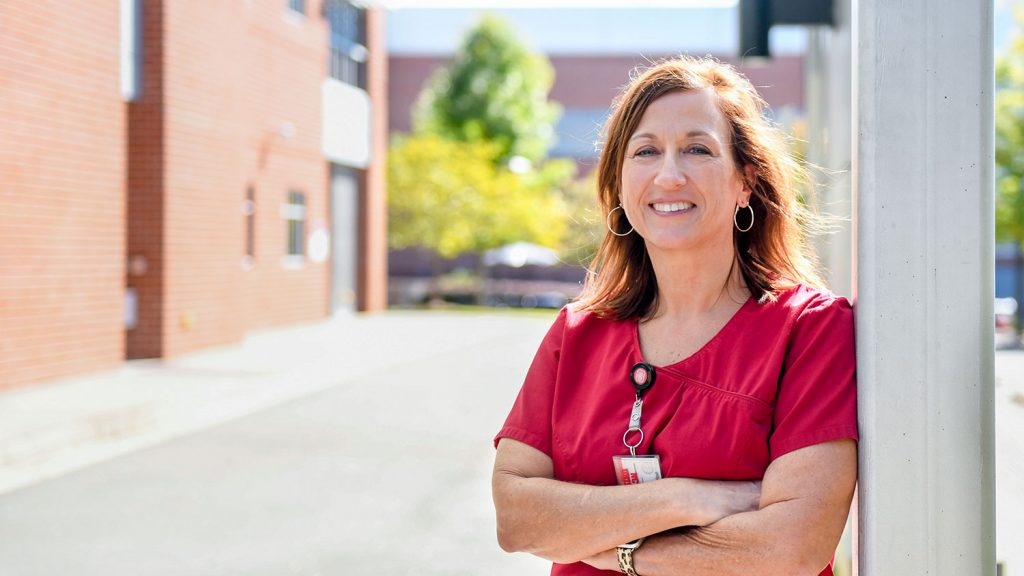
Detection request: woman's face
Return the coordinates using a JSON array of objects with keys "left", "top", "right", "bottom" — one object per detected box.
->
[{"left": 619, "top": 88, "right": 749, "bottom": 257}]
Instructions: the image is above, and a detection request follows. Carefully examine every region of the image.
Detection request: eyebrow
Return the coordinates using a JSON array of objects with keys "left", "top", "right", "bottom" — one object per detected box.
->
[{"left": 628, "top": 130, "right": 718, "bottom": 142}]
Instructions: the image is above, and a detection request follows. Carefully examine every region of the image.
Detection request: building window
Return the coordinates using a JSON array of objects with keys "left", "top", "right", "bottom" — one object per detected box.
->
[
  {"left": 284, "top": 191, "right": 306, "bottom": 264},
  {"left": 243, "top": 187, "right": 256, "bottom": 268},
  {"left": 324, "top": 0, "right": 367, "bottom": 87},
  {"left": 287, "top": 0, "right": 305, "bottom": 15}
]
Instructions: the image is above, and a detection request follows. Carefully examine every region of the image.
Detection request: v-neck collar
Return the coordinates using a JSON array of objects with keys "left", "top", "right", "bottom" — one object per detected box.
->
[{"left": 630, "top": 295, "right": 755, "bottom": 371}]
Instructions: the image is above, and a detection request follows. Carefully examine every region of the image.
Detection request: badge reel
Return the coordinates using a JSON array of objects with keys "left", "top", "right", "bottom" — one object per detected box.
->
[{"left": 613, "top": 362, "right": 663, "bottom": 485}]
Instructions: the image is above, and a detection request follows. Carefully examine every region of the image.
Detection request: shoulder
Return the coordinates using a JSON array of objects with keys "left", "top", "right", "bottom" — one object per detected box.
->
[
  {"left": 540, "top": 302, "right": 631, "bottom": 349},
  {"left": 763, "top": 283, "right": 852, "bottom": 318},
  {"left": 562, "top": 301, "right": 624, "bottom": 331},
  {"left": 745, "top": 284, "right": 853, "bottom": 342}
]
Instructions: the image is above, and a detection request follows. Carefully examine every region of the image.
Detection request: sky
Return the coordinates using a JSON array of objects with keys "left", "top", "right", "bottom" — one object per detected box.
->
[
  {"left": 996, "top": 0, "right": 1019, "bottom": 54},
  {"left": 387, "top": 5, "right": 806, "bottom": 56},
  {"left": 386, "top": 2, "right": 1018, "bottom": 57}
]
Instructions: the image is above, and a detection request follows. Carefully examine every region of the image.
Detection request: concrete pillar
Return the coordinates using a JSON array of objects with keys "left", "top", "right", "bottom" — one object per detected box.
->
[{"left": 852, "top": 1, "right": 995, "bottom": 574}]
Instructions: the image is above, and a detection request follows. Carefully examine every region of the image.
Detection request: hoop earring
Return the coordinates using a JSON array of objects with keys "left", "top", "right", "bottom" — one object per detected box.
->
[
  {"left": 734, "top": 204, "right": 754, "bottom": 233},
  {"left": 606, "top": 204, "right": 634, "bottom": 237}
]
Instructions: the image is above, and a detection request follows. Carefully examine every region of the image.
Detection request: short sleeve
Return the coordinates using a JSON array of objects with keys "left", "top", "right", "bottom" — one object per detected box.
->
[
  {"left": 769, "top": 294, "right": 858, "bottom": 460},
  {"left": 492, "top": 307, "right": 568, "bottom": 456}
]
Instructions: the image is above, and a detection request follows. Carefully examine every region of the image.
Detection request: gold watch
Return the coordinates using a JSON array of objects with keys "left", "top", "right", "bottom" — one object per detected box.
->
[{"left": 616, "top": 537, "right": 645, "bottom": 576}]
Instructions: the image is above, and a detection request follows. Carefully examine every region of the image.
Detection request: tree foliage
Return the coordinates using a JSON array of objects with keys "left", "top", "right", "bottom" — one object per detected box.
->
[
  {"left": 389, "top": 15, "right": 576, "bottom": 260},
  {"left": 387, "top": 134, "right": 567, "bottom": 259},
  {"left": 997, "top": 10, "right": 1024, "bottom": 245},
  {"left": 412, "top": 15, "right": 560, "bottom": 165}
]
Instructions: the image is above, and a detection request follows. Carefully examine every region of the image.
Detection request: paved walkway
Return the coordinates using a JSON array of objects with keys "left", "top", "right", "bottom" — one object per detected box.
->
[
  {"left": 996, "top": 350, "right": 1024, "bottom": 575},
  {"left": 0, "top": 311, "right": 556, "bottom": 575},
  {"left": 0, "top": 313, "right": 1021, "bottom": 574},
  {"left": 0, "top": 311, "right": 554, "bottom": 496}
]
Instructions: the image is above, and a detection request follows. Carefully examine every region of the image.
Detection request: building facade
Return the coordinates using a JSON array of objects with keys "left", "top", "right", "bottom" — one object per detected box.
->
[{"left": 0, "top": 0, "right": 388, "bottom": 389}]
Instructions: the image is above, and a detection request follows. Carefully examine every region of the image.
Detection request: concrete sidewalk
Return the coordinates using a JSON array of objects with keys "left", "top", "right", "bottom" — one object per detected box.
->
[
  {"left": 0, "top": 310, "right": 557, "bottom": 496},
  {"left": 2, "top": 313, "right": 1022, "bottom": 574}
]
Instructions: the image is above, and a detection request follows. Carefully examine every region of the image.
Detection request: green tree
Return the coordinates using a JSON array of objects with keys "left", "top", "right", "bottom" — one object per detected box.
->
[
  {"left": 412, "top": 15, "right": 561, "bottom": 165},
  {"left": 389, "top": 14, "right": 576, "bottom": 266},
  {"left": 387, "top": 133, "right": 566, "bottom": 259},
  {"left": 997, "top": 10, "right": 1024, "bottom": 245}
]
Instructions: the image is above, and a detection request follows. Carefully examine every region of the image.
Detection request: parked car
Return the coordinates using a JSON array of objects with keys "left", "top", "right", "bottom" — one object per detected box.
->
[{"left": 995, "top": 297, "right": 1019, "bottom": 350}]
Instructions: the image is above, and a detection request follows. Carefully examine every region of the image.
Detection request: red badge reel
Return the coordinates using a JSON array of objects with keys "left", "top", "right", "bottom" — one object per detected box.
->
[{"left": 614, "top": 362, "right": 663, "bottom": 485}]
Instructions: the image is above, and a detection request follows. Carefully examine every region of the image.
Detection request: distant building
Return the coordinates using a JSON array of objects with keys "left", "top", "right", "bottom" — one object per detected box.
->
[
  {"left": 390, "top": 55, "right": 804, "bottom": 171},
  {"left": 387, "top": 6, "right": 807, "bottom": 170},
  {"left": 0, "top": 1, "right": 388, "bottom": 389}
]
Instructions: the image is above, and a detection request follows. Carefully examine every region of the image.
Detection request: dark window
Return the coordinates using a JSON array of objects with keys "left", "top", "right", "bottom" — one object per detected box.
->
[
  {"left": 243, "top": 187, "right": 256, "bottom": 267},
  {"left": 324, "top": 0, "right": 367, "bottom": 87},
  {"left": 285, "top": 191, "right": 306, "bottom": 258}
]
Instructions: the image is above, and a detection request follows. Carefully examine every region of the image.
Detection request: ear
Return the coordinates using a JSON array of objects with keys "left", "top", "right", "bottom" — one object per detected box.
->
[{"left": 740, "top": 165, "right": 757, "bottom": 205}]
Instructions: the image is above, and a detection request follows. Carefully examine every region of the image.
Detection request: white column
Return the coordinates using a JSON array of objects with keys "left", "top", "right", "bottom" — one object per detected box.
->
[{"left": 853, "top": 1, "right": 995, "bottom": 575}]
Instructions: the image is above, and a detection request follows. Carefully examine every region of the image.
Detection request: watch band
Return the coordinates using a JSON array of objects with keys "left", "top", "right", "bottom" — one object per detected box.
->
[{"left": 616, "top": 538, "right": 644, "bottom": 576}]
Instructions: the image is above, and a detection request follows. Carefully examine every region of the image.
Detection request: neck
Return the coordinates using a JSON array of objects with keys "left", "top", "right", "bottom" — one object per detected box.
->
[{"left": 645, "top": 239, "right": 748, "bottom": 319}]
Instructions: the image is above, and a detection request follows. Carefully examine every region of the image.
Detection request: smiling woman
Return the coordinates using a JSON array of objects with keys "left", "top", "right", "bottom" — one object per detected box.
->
[
  {"left": 588, "top": 56, "right": 822, "bottom": 320},
  {"left": 492, "top": 56, "right": 857, "bottom": 576},
  {"left": 619, "top": 89, "right": 750, "bottom": 261}
]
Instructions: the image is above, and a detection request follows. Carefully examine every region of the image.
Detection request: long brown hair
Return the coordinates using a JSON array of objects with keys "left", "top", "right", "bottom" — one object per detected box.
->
[{"left": 577, "top": 55, "right": 824, "bottom": 320}]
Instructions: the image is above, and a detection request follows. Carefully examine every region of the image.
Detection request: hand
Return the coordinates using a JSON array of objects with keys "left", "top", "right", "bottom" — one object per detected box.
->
[{"left": 580, "top": 548, "right": 618, "bottom": 572}]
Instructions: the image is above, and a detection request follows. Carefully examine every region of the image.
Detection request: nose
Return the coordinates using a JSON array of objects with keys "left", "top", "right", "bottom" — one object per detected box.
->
[{"left": 652, "top": 154, "right": 686, "bottom": 189}]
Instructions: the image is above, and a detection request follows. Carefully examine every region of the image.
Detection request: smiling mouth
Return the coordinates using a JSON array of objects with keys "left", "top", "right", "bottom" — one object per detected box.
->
[{"left": 651, "top": 202, "right": 695, "bottom": 214}]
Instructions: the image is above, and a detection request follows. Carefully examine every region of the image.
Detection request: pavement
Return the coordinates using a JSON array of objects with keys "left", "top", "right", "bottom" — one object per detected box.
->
[
  {"left": 996, "top": 350, "right": 1024, "bottom": 576},
  {"left": 0, "top": 312, "right": 1022, "bottom": 575},
  {"left": 0, "top": 310, "right": 555, "bottom": 576}
]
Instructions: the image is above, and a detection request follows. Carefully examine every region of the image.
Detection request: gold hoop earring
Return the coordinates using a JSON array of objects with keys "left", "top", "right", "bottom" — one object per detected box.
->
[
  {"left": 606, "top": 204, "right": 634, "bottom": 237},
  {"left": 734, "top": 204, "right": 754, "bottom": 233}
]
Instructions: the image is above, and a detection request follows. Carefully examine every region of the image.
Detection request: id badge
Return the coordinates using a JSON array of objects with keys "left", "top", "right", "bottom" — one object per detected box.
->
[{"left": 613, "top": 454, "right": 663, "bottom": 485}]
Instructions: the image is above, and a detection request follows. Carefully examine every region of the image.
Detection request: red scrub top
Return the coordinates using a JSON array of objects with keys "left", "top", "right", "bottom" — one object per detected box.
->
[{"left": 495, "top": 284, "right": 858, "bottom": 576}]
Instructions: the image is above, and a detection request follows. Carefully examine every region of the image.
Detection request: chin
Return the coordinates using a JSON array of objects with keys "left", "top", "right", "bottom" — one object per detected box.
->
[{"left": 642, "top": 235, "right": 700, "bottom": 253}]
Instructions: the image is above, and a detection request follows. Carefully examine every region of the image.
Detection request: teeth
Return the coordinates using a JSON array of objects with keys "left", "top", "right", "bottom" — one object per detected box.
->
[{"left": 652, "top": 202, "right": 695, "bottom": 213}]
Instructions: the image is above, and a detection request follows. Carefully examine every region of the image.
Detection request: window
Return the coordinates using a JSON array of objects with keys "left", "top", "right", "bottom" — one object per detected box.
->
[
  {"left": 324, "top": 0, "right": 367, "bottom": 87},
  {"left": 284, "top": 191, "right": 306, "bottom": 263},
  {"left": 243, "top": 187, "right": 256, "bottom": 268},
  {"left": 287, "top": 0, "right": 305, "bottom": 15}
]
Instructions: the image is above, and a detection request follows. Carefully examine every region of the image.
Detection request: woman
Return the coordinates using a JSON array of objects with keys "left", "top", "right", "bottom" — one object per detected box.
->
[{"left": 492, "top": 56, "right": 857, "bottom": 576}]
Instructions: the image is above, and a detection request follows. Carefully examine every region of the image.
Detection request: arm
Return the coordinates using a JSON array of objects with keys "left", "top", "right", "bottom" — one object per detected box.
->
[
  {"left": 582, "top": 439, "right": 857, "bottom": 575},
  {"left": 492, "top": 437, "right": 761, "bottom": 564}
]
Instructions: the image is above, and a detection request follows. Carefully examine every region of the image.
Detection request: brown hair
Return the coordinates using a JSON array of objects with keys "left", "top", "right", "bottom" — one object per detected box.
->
[{"left": 577, "top": 55, "right": 824, "bottom": 320}]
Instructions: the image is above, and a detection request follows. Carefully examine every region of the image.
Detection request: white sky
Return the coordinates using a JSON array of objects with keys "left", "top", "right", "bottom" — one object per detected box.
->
[
  {"left": 384, "top": 2, "right": 1016, "bottom": 57},
  {"left": 387, "top": 5, "right": 807, "bottom": 56},
  {"left": 372, "top": 0, "right": 736, "bottom": 7}
]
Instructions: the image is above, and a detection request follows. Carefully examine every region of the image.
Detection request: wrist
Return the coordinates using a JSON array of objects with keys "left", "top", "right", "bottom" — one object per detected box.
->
[
  {"left": 616, "top": 538, "right": 645, "bottom": 576},
  {"left": 669, "top": 477, "right": 710, "bottom": 527}
]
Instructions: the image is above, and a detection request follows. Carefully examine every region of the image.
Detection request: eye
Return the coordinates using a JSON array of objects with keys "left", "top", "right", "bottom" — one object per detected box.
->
[
  {"left": 629, "top": 147, "right": 659, "bottom": 159},
  {"left": 685, "top": 144, "right": 712, "bottom": 155}
]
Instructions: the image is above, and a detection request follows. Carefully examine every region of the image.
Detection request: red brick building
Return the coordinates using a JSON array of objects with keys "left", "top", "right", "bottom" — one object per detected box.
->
[{"left": 0, "top": 1, "right": 388, "bottom": 389}]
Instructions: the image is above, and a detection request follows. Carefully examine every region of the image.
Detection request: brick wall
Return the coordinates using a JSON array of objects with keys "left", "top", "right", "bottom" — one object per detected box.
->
[
  {"left": 4, "top": 1, "right": 380, "bottom": 384},
  {"left": 133, "top": 0, "right": 331, "bottom": 358},
  {"left": 360, "top": 8, "right": 389, "bottom": 312},
  {"left": 0, "top": 2, "right": 126, "bottom": 388},
  {"left": 126, "top": 0, "right": 166, "bottom": 359},
  {"left": 230, "top": 0, "right": 331, "bottom": 340}
]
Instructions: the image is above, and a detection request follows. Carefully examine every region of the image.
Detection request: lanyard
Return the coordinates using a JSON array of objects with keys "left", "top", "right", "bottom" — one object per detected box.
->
[{"left": 623, "top": 362, "right": 656, "bottom": 457}]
